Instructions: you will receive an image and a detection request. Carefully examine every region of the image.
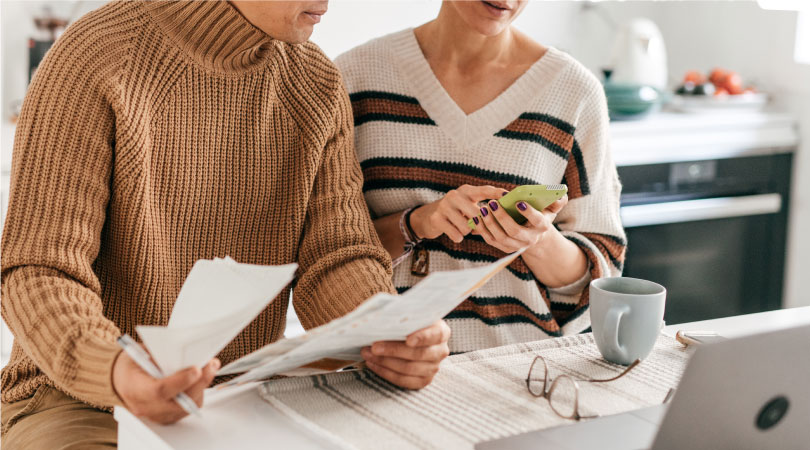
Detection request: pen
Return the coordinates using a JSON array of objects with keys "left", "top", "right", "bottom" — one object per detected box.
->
[{"left": 116, "top": 334, "right": 201, "bottom": 417}]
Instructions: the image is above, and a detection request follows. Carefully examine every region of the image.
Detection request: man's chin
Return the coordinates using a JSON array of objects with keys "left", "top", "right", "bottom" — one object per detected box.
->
[{"left": 280, "top": 27, "right": 314, "bottom": 44}]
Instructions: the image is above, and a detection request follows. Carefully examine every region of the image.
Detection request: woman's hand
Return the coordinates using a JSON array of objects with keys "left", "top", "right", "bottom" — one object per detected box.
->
[
  {"left": 474, "top": 196, "right": 568, "bottom": 255},
  {"left": 410, "top": 185, "right": 506, "bottom": 243},
  {"left": 361, "top": 320, "right": 451, "bottom": 389}
]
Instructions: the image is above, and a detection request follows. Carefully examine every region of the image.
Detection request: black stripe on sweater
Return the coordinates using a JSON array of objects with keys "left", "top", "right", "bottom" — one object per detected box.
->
[
  {"left": 562, "top": 140, "right": 591, "bottom": 196},
  {"left": 494, "top": 129, "right": 569, "bottom": 160},
  {"left": 350, "top": 91, "right": 436, "bottom": 127},
  {"left": 519, "top": 112, "right": 576, "bottom": 135},
  {"left": 556, "top": 303, "right": 590, "bottom": 327},
  {"left": 355, "top": 113, "right": 436, "bottom": 127},
  {"left": 466, "top": 295, "right": 554, "bottom": 311},
  {"left": 419, "top": 240, "right": 535, "bottom": 281},
  {"left": 445, "top": 311, "right": 563, "bottom": 337},
  {"left": 463, "top": 295, "right": 560, "bottom": 325},
  {"left": 349, "top": 91, "right": 422, "bottom": 104},
  {"left": 361, "top": 157, "right": 541, "bottom": 186},
  {"left": 493, "top": 112, "right": 578, "bottom": 160},
  {"left": 566, "top": 234, "right": 625, "bottom": 272},
  {"left": 598, "top": 233, "right": 628, "bottom": 247},
  {"left": 363, "top": 178, "right": 457, "bottom": 194}
]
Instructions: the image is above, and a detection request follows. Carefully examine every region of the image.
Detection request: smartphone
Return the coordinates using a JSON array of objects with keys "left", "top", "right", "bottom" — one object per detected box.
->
[
  {"left": 468, "top": 184, "right": 568, "bottom": 231},
  {"left": 675, "top": 330, "right": 727, "bottom": 346}
]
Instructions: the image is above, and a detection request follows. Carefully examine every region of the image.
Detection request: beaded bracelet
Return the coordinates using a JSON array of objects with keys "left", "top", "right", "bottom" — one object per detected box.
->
[{"left": 392, "top": 206, "right": 424, "bottom": 267}]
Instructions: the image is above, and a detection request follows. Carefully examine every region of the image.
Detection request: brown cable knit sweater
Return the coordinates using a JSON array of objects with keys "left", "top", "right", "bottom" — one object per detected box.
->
[{"left": 1, "top": 0, "right": 394, "bottom": 409}]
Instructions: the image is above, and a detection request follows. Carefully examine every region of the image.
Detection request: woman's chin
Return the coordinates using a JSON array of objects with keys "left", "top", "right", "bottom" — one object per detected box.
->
[{"left": 469, "top": 21, "right": 510, "bottom": 37}]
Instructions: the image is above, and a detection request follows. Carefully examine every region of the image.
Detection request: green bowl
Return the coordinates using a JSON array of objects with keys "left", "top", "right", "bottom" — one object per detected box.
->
[{"left": 604, "top": 83, "right": 663, "bottom": 118}]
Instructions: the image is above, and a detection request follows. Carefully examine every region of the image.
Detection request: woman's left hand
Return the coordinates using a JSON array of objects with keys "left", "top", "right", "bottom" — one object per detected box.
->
[{"left": 474, "top": 196, "right": 568, "bottom": 254}]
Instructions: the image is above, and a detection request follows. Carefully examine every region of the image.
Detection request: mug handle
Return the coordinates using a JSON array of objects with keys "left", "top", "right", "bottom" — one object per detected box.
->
[{"left": 605, "top": 304, "right": 630, "bottom": 362}]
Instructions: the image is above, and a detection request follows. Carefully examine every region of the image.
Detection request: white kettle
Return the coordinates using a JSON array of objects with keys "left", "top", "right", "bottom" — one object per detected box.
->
[{"left": 609, "top": 18, "right": 668, "bottom": 90}]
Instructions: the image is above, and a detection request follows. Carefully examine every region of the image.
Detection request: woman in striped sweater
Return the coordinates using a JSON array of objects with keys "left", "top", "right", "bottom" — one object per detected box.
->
[{"left": 335, "top": 1, "right": 626, "bottom": 353}]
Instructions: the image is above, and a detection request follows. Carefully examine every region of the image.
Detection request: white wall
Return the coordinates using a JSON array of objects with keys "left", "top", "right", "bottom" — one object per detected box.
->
[{"left": 1, "top": 1, "right": 106, "bottom": 129}]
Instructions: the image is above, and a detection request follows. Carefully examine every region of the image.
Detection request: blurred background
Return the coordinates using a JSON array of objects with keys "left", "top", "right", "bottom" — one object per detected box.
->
[{"left": 1, "top": 0, "right": 809, "bottom": 367}]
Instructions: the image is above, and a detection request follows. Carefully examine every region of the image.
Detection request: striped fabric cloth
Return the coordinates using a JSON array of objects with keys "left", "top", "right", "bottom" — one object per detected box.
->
[
  {"left": 335, "top": 29, "right": 626, "bottom": 352},
  {"left": 259, "top": 333, "right": 688, "bottom": 450}
]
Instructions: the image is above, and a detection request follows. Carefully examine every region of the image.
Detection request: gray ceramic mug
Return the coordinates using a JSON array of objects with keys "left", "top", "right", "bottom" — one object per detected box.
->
[{"left": 589, "top": 277, "right": 666, "bottom": 366}]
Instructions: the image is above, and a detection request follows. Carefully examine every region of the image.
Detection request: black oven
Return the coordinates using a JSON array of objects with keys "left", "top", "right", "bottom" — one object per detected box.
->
[{"left": 617, "top": 154, "right": 792, "bottom": 325}]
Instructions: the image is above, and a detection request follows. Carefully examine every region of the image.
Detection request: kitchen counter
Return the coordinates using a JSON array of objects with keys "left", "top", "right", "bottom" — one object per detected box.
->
[{"left": 611, "top": 111, "right": 799, "bottom": 166}]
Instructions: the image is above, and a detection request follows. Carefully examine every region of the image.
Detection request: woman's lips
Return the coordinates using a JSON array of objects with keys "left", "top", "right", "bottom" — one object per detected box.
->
[{"left": 481, "top": 1, "right": 510, "bottom": 17}]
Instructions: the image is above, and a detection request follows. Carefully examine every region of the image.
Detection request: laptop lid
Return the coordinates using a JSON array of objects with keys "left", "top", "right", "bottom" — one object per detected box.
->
[{"left": 652, "top": 324, "right": 810, "bottom": 450}]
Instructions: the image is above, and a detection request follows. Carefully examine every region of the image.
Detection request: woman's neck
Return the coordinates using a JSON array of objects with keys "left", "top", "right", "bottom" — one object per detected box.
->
[{"left": 415, "top": 5, "right": 516, "bottom": 72}]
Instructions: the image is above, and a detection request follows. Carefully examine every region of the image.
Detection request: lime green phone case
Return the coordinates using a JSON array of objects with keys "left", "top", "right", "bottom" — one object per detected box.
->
[{"left": 467, "top": 184, "right": 568, "bottom": 230}]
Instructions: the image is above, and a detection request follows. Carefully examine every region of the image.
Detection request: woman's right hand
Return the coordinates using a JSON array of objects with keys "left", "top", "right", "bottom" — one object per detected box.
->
[{"left": 410, "top": 185, "right": 506, "bottom": 243}]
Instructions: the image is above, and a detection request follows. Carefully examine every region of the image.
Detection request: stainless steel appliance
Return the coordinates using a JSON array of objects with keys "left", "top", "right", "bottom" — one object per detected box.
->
[
  {"left": 619, "top": 155, "right": 791, "bottom": 324},
  {"left": 610, "top": 112, "right": 798, "bottom": 325}
]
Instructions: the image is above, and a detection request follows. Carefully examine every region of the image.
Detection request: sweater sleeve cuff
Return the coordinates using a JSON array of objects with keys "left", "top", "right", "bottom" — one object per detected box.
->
[
  {"left": 67, "top": 336, "right": 124, "bottom": 408},
  {"left": 547, "top": 261, "right": 592, "bottom": 296},
  {"left": 294, "top": 250, "right": 395, "bottom": 330}
]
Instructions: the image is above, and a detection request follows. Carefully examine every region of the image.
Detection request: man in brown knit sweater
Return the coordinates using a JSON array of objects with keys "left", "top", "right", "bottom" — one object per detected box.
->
[{"left": 0, "top": 1, "right": 451, "bottom": 448}]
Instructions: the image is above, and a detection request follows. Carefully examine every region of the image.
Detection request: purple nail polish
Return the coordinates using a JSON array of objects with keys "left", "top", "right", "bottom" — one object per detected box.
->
[
  {"left": 473, "top": 216, "right": 480, "bottom": 225},
  {"left": 480, "top": 207, "right": 489, "bottom": 217},
  {"left": 502, "top": 191, "right": 508, "bottom": 197},
  {"left": 489, "top": 201, "right": 499, "bottom": 211},
  {"left": 517, "top": 201, "right": 527, "bottom": 211}
]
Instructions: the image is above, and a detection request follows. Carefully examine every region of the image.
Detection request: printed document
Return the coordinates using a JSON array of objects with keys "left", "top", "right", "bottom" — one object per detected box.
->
[{"left": 216, "top": 250, "right": 524, "bottom": 387}]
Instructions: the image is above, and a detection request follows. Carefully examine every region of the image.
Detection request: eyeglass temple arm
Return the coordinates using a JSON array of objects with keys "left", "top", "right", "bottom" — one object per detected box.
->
[{"left": 588, "top": 359, "right": 642, "bottom": 383}]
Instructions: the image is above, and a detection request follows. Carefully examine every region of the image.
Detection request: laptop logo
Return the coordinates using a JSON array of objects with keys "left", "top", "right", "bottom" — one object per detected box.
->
[{"left": 756, "top": 396, "right": 789, "bottom": 431}]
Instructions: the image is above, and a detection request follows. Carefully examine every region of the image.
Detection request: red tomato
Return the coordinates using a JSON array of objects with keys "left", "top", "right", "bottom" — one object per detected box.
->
[
  {"left": 714, "top": 87, "right": 729, "bottom": 97},
  {"left": 684, "top": 70, "right": 707, "bottom": 85},
  {"left": 724, "top": 72, "right": 743, "bottom": 95},
  {"left": 709, "top": 68, "right": 727, "bottom": 86}
]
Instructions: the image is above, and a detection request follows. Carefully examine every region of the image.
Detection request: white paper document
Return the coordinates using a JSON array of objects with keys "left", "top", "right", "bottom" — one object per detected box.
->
[
  {"left": 216, "top": 249, "right": 524, "bottom": 387},
  {"left": 136, "top": 257, "right": 297, "bottom": 375}
]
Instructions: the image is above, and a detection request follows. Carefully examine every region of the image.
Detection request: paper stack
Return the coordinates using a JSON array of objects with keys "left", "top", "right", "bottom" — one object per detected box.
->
[
  {"left": 136, "top": 257, "right": 297, "bottom": 375},
  {"left": 216, "top": 250, "right": 524, "bottom": 387}
]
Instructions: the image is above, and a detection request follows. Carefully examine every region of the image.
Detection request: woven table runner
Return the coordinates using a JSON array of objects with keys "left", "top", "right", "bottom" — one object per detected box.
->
[{"left": 259, "top": 333, "right": 690, "bottom": 450}]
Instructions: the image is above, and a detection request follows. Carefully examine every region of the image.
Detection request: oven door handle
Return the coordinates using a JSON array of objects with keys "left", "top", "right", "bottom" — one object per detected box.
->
[{"left": 621, "top": 193, "right": 782, "bottom": 228}]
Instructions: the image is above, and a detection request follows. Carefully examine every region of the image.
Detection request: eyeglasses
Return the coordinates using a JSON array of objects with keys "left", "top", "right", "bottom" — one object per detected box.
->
[{"left": 525, "top": 355, "right": 641, "bottom": 421}]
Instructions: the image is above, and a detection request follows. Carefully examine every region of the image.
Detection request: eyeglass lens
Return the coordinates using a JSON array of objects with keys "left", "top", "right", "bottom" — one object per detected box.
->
[
  {"left": 527, "top": 357, "right": 548, "bottom": 397},
  {"left": 548, "top": 375, "right": 578, "bottom": 418}
]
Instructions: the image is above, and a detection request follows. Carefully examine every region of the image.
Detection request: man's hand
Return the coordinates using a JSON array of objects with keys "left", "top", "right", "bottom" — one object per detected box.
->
[
  {"left": 112, "top": 348, "right": 219, "bottom": 424},
  {"left": 361, "top": 320, "right": 451, "bottom": 389}
]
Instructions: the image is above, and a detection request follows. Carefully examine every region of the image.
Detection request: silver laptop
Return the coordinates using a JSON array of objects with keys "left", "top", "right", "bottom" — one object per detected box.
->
[{"left": 476, "top": 324, "right": 810, "bottom": 450}]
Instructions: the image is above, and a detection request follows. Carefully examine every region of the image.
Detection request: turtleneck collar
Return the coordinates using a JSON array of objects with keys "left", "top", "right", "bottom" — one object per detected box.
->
[{"left": 143, "top": 0, "right": 277, "bottom": 73}]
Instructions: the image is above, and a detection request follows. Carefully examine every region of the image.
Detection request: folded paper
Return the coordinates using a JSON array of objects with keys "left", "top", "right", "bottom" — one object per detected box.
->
[
  {"left": 217, "top": 250, "right": 525, "bottom": 387},
  {"left": 136, "top": 257, "right": 297, "bottom": 375}
]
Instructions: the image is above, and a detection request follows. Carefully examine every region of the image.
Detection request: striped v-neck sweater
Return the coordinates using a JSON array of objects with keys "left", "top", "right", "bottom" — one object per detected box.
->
[{"left": 336, "top": 29, "right": 626, "bottom": 353}]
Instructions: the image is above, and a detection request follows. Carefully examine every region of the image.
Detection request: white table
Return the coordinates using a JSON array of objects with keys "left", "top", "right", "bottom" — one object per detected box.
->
[{"left": 115, "top": 306, "right": 810, "bottom": 450}]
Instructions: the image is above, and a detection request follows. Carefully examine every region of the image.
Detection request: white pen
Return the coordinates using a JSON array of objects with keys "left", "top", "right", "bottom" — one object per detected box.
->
[{"left": 116, "top": 334, "right": 202, "bottom": 417}]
